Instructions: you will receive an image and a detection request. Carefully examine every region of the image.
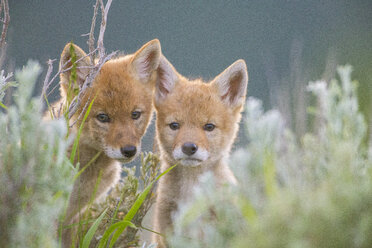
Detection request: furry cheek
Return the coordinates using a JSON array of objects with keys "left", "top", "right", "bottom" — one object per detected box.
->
[
  {"left": 134, "top": 111, "right": 151, "bottom": 135},
  {"left": 205, "top": 128, "right": 224, "bottom": 157},
  {"left": 78, "top": 120, "right": 98, "bottom": 145},
  {"left": 158, "top": 126, "right": 178, "bottom": 157},
  {"left": 87, "top": 120, "right": 109, "bottom": 148}
]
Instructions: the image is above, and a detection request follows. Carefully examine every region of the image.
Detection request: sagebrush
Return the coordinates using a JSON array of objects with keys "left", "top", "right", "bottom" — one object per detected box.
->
[{"left": 0, "top": 61, "right": 74, "bottom": 247}]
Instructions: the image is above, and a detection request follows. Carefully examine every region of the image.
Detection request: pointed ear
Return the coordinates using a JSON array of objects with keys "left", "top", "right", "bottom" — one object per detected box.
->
[
  {"left": 211, "top": 59, "right": 248, "bottom": 108},
  {"left": 59, "top": 43, "right": 91, "bottom": 95},
  {"left": 155, "top": 55, "right": 179, "bottom": 103},
  {"left": 131, "top": 39, "right": 161, "bottom": 83}
]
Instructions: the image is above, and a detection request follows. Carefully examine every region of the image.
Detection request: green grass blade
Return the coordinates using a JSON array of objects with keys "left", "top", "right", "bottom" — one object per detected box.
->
[
  {"left": 139, "top": 225, "right": 164, "bottom": 237},
  {"left": 96, "top": 221, "right": 135, "bottom": 248},
  {"left": 98, "top": 164, "right": 178, "bottom": 248},
  {"left": 81, "top": 208, "right": 108, "bottom": 248},
  {"left": 108, "top": 221, "right": 137, "bottom": 248},
  {"left": 0, "top": 101, "right": 7, "bottom": 110},
  {"left": 73, "top": 151, "right": 102, "bottom": 181},
  {"left": 108, "top": 183, "right": 127, "bottom": 227},
  {"left": 69, "top": 97, "right": 96, "bottom": 164},
  {"left": 97, "top": 221, "right": 123, "bottom": 246},
  {"left": 43, "top": 93, "right": 55, "bottom": 119},
  {"left": 263, "top": 150, "right": 277, "bottom": 197},
  {"left": 124, "top": 164, "right": 177, "bottom": 221}
]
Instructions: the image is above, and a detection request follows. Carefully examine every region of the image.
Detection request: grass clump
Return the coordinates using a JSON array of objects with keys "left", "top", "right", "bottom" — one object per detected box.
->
[{"left": 81, "top": 152, "right": 160, "bottom": 247}]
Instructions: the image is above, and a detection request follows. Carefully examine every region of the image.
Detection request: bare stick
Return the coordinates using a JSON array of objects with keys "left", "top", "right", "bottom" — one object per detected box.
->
[
  {"left": 87, "top": 0, "right": 100, "bottom": 63},
  {"left": 40, "top": 59, "right": 56, "bottom": 103},
  {"left": 97, "top": 0, "right": 112, "bottom": 60},
  {"left": 0, "top": 0, "right": 9, "bottom": 69},
  {"left": 67, "top": 50, "right": 117, "bottom": 120},
  {"left": 68, "top": 92, "right": 93, "bottom": 128},
  {"left": 41, "top": 0, "right": 114, "bottom": 123},
  {"left": 0, "top": 0, "right": 9, "bottom": 49},
  {"left": 67, "top": 0, "right": 114, "bottom": 121},
  {"left": 0, "top": 2, "right": 3, "bottom": 24},
  {"left": 45, "top": 48, "right": 98, "bottom": 99}
]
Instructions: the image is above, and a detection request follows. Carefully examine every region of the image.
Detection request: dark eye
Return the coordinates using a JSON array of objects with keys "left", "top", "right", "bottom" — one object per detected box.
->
[
  {"left": 96, "top": 113, "right": 110, "bottom": 123},
  {"left": 204, "top": 123, "right": 215, "bottom": 131},
  {"left": 169, "top": 122, "right": 180, "bottom": 130},
  {"left": 131, "top": 111, "right": 141, "bottom": 120}
]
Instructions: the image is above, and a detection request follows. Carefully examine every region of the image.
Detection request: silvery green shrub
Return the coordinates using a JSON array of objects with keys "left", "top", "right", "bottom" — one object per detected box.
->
[{"left": 0, "top": 61, "right": 74, "bottom": 247}]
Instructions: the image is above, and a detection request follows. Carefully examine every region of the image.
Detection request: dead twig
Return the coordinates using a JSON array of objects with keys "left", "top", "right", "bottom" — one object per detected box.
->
[
  {"left": 0, "top": 0, "right": 10, "bottom": 70},
  {"left": 40, "top": 59, "right": 56, "bottom": 104},
  {"left": 67, "top": 50, "right": 116, "bottom": 120},
  {"left": 97, "top": 0, "right": 106, "bottom": 59},
  {"left": 0, "top": 0, "right": 9, "bottom": 49},
  {"left": 44, "top": 48, "right": 98, "bottom": 99},
  {"left": 40, "top": 0, "right": 114, "bottom": 123},
  {"left": 87, "top": 0, "right": 100, "bottom": 63},
  {"left": 68, "top": 0, "right": 114, "bottom": 121},
  {"left": 68, "top": 92, "right": 93, "bottom": 128}
]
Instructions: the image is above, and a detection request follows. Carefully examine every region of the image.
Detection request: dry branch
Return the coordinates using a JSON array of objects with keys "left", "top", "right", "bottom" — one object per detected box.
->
[
  {"left": 44, "top": 48, "right": 98, "bottom": 99},
  {"left": 67, "top": 50, "right": 116, "bottom": 121},
  {"left": 41, "top": 0, "right": 115, "bottom": 123},
  {"left": 0, "top": 0, "right": 9, "bottom": 49},
  {"left": 0, "top": 0, "right": 10, "bottom": 70},
  {"left": 67, "top": 0, "right": 114, "bottom": 120},
  {"left": 40, "top": 59, "right": 56, "bottom": 103},
  {"left": 87, "top": 0, "right": 100, "bottom": 63}
]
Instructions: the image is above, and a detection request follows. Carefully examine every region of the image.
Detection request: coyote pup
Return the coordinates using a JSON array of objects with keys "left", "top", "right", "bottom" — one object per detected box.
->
[
  {"left": 57, "top": 39, "right": 161, "bottom": 247},
  {"left": 152, "top": 56, "right": 248, "bottom": 247}
]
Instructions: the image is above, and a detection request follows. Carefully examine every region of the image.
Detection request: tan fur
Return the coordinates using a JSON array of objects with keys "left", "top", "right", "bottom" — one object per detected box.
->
[
  {"left": 152, "top": 57, "right": 248, "bottom": 247},
  {"left": 56, "top": 40, "right": 161, "bottom": 247}
]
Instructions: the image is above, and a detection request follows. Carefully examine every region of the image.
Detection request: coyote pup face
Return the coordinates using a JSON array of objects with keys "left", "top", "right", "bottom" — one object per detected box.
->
[
  {"left": 60, "top": 40, "right": 161, "bottom": 162},
  {"left": 154, "top": 57, "right": 248, "bottom": 167}
]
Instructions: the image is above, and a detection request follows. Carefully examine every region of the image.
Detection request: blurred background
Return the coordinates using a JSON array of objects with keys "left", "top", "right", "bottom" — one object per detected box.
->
[{"left": 7, "top": 0, "right": 372, "bottom": 161}]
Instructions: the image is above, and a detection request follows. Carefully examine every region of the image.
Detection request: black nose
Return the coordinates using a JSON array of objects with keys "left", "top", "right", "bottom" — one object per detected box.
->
[
  {"left": 182, "top": 142, "right": 198, "bottom": 156},
  {"left": 120, "top": 145, "right": 137, "bottom": 158}
]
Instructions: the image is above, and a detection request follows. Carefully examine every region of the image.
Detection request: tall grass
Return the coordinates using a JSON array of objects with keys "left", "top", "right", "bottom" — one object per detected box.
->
[
  {"left": 169, "top": 66, "right": 372, "bottom": 248},
  {"left": 78, "top": 152, "right": 165, "bottom": 248}
]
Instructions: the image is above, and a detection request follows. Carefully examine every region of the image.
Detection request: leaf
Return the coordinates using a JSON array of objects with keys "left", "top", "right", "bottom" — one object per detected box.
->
[
  {"left": 108, "top": 221, "right": 137, "bottom": 248},
  {"left": 0, "top": 101, "right": 7, "bottom": 110},
  {"left": 81, "top": 208, "right": 108, "bottom": 248},
  {"left": 73, "top": 151, "right": 102, "bottom": 181}
]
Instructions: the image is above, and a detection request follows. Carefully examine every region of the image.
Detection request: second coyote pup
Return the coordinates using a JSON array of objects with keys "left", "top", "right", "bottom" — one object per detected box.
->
[
  {"left": 57, "top": 39, "right": 161, "bottom": 247},
  {"left": 152, "top": 56, "right": 248, "bottom": 247}
]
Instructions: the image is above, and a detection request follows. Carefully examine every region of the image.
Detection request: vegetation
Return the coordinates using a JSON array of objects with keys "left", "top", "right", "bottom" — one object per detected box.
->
[
  {"left": 81, "top": 153, "right": 160, "bottom": 248},
  {"left": 2, "top": 1, "right": 372, "bottom": 247},
  {"left": 2, "top": 59, "right": 371, "bottom": 248},
  {"left": 0, "top": 60, "right": 163, "bottom": 247},
  {"left": 0, "top": 61, "right": 74, "bottom": 247}
]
